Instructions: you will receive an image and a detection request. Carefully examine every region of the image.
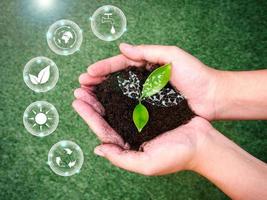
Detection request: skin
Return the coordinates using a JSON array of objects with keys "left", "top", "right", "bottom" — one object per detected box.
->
[{"left": 72, "top": 43, "right": 267, "bottom": 199}]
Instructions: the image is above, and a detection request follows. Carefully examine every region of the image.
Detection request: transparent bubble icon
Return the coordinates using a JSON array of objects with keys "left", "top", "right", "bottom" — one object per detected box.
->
[
  {"left": 47, "top": 19, "right": 83, "bottom": 56},
  {"left": 23, "top": 101, "right": 59, "bottom": 137},
  {"left": 23, "top": 57, "right": 59, "bottom": 93},
  {"left": 91, "top": 5, "right": 127, "bottom": 41},
  {"left": 48, "top": 140, "right": 84, "bottom": 176}
]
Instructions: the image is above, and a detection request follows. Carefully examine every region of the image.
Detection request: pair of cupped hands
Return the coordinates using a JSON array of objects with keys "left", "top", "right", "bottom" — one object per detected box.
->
[{"left": 72, "top": 43, "right": 224, "bottom": 176}]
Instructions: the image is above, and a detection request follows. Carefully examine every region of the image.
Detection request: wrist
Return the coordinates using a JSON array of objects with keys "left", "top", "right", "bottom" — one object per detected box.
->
[
  {"left": 184, "top": 118, "right": 217, "bottom": 171},
  {"left": 199, "top": 66, "right": 229, "bottom": 121},
  {"left": 212, "top": 70, "right": 233, "bottom": 120},
  {"left": 190, "top": 127, "right": 224, "bottom": 173},
  {"left": 187, "top": 124, "right": 219, "bottom": 172},
  {"left": 189, "top": 124, "right": 267, "bottom": 200}
]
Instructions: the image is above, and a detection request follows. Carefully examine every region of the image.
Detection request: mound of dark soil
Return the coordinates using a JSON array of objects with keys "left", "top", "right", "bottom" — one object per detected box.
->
[{"left": 95, "top": 67, "right": 195, "bottom": 150}]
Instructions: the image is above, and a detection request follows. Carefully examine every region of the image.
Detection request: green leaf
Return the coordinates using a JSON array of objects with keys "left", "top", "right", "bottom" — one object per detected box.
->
[
  {"left": 133, "top": 103, "right": 149, "bottom": 132},
  {"left": 141, "top": 63, "right": 172, "bottom": 98}
]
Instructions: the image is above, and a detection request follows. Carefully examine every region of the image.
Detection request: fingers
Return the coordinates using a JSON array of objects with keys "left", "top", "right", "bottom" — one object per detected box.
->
[
  {"left": 72, "top": 99, "right": 125, "bottom": 147},
  {"left": 94, "top": 144, "right": 155, "bottom": 175},
  {"left": 84, "top": 44, "right": 185, "bottom": 82},
  {"left": 74, "top": 88, "right": 105, "bottom": 115},
  {"left": 87, "top": 54, "right": 145, "bottom": 77},
  {"left": 80, "top": 85, "right": 95, "bottom": 92},
  {"left": 119, "top": 43, "right": 181, "bottom": 64},
  {"left": 79, "top": 73, "right": 106, "bottom": 85}
]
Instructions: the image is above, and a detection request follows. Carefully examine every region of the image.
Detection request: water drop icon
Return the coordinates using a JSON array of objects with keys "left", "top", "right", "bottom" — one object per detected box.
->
[{"left": 110, "top": 25, "right": 116, "bottom": 34}]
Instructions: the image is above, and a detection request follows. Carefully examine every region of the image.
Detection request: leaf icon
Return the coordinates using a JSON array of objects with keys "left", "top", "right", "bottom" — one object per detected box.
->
[
  {"left": 29, "top": 74, "right": 39, "bottom": 85},
  {"left": 29, "top": 65, "right": 51, "bottom": 85},
  {"left": 37, "top": 65, "right": 50, "bottom": 84}
]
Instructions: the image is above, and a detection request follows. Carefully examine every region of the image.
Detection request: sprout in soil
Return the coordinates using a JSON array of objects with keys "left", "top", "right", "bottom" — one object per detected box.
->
[{"left": 132, "top": 64, "right": 172, "bottom": 132}]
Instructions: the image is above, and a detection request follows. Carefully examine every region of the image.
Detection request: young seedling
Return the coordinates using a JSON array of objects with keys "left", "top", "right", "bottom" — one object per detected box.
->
[{"left": 132, "top": 63, "right": 172, "bottom": 132}]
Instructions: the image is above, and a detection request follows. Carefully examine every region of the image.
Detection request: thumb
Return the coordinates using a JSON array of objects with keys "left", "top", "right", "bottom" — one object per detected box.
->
[
  {"left": 94, "top": 144, "right": 152, "bottom": 175},
  {"left": 94, "top": 144, "right": 123, "bottom": 158},
  {"left": 119, "top": 43, "right": 179, "bottom": 64}
]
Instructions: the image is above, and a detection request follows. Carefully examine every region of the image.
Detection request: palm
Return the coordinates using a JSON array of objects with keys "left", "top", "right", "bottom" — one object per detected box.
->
[{"left": 134, "top": 117, "right": 210, "bottom": 175}]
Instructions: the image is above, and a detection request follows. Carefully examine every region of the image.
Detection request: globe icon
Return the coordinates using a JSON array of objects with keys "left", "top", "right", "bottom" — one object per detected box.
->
[
  {"left": 61, "top": 31, "right": 73, "bottom": 44},
  {"left": 47, "top": 19, "right": 83, "bottom": 56}
]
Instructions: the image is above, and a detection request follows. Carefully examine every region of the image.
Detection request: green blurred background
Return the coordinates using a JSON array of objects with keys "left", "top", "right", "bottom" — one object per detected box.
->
[{"left": 0, "top": 0, "right": 266, "bottom": 199}]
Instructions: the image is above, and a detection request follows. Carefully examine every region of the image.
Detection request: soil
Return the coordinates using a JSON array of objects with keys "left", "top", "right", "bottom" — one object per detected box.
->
[{"left": 94, "top": 67, "right": 195, "bottom": 150}]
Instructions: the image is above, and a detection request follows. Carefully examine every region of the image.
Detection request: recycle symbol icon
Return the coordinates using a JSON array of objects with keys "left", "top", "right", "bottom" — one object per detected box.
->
[{"left": 55, "top": 148, "right": 77, "bottom": 168}]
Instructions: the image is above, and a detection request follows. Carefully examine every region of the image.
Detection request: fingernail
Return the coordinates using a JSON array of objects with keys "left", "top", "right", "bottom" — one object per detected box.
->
[
  {"left": 124, "top": 142, "right": 130, "bottom": 150},
  {"left": 74, "top": 88, "right": 81, "bottom": 97},
  {"left": 72, "top": 100, "right": 79, "bottom": 108},
  {"left": 87, "top": 66, "right": 96, "bottom": 77},
  {"left": 94, "top": 147, "right": 105, "bottom": 157}
]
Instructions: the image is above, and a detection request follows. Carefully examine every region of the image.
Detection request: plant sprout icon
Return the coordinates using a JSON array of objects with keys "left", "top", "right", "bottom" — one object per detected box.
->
[{"left": 102, "top": 13, "right": 116, "bottom": 34}]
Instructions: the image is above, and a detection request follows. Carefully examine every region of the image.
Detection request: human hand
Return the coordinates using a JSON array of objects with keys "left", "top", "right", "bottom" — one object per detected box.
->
[
  {"left": 79, "top": 43, "right": 221, "bottom": 120},
  {"left": 93, "top": 116, "right": 213, "bottom": 175},
  {"left": 72, "top": 43, "right": 219, "bottom": 173},
  {"left": 73, "top": 93, "right": 212, "bottom": 175},
  {"left": 73, "top": 95, "right": 267, "bottom": 200},
  {"left": 73, "top": 99, "right": 267, "bottom": 200},
  {"left": 73, "top": 44, "right": 267, "bottom": 198}
]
